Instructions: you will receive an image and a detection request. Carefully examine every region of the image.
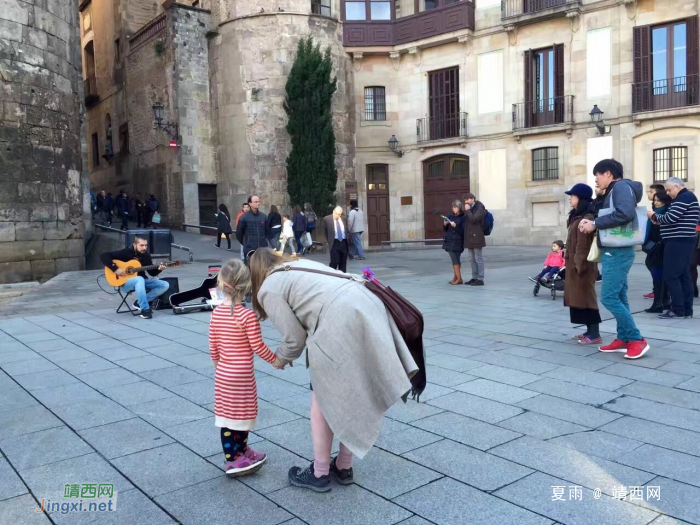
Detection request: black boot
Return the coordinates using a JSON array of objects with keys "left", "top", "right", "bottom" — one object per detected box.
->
[{"left": 645, "top": 280, "right": 665, "bottom": 313}]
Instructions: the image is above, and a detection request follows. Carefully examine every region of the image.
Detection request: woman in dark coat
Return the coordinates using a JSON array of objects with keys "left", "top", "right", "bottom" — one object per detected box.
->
[
  {"left": 268, "top": 205, "right": 282, "bottom": 250},
  {"left": 215, "top": 204, "right": 233, "bottom": 250},
  {"left": 443, "top": 200, "right": 466, "bottom": 285},
  {"left": 564, "top": 183, "right": 602, "bottom": 345},
  {"left": 292, "top": 205, "right": 307, "bottom": 255},
  {"left": 644, "top": 191, "right": 672, "bottom": 313}
]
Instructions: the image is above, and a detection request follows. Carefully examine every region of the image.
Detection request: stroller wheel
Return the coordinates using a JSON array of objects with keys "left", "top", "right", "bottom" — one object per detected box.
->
[
  {"left": 533, "top": 284, "right": 539, "bottom": 296},
  {"left": 551, "top": 289, "right": 556, "bottom": 300}
]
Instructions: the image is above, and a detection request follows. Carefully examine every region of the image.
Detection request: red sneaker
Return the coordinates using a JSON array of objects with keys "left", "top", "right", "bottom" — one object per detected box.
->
[
  {"left": 598, "top": 339, "right": 628, "bottom": 353},
  {"left": 625, "top": 339, "right": 650, "bottom": 360},
  {"left": 643, "top": 292, "right": 654, "bottom": 299}
]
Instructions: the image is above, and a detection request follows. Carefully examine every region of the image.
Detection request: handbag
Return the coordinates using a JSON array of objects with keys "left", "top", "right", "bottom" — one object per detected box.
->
[
  {"left": 152, "top": 212, "right": 161, "bottom": 224},
  {"left": 272, "top": 265, "right": 426, "bottom": 400},
  {"left": 642, "top": 240, "right": 656, "bottom": 254},
  {"left": 598, "top": 185, "right": 648, "bottom": 248},
  {"left": 587, "top": 233, "right": 602, "bottom": 263}
]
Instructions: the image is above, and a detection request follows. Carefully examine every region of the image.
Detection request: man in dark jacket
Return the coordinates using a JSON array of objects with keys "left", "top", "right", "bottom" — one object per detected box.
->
[
  {"left": 146, "top": 195, "right": 160, "bottom": 228},
  {"left": 117, "top": 191, "right": 131, "bottom": 230},
  {"left": 323, "top": 206, "right": 349, "bottom": 273},
  {"left": 236, "top": 195, "right": 269, "bottom": 261},
  {"left": 649, "top": 177, "right": 700, "bottom": 319},
  {"left": 579, "top": 159, "right": 649, "bottom": 359},
  {"left": 463, "top": 193, "right": 486, "bottom": 286},
  {"left": 100, "top": 235, "right": 169, "bottom": 319},
  {"left": 103, "top": 193, "right": 114, "bottom": 226}
]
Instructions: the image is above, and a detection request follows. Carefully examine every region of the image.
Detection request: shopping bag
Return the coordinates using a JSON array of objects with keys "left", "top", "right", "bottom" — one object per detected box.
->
[
  {"left": 587, "top": 233, "right": 602, "bottom": 263},
  {"left": 598, "top": 187, "right": 647, "bottom": 247},
  {"left": 152, "top": 212, "right": 161, "bottom": 224},
  {"left": 302, "top": 232, "right": 313, "bottom": 248}
]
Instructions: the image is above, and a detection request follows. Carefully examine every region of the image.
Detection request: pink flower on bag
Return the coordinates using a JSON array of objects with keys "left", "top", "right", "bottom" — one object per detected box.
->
[{"left": 362, "top": 267, "right": 376, "bottom": 282}]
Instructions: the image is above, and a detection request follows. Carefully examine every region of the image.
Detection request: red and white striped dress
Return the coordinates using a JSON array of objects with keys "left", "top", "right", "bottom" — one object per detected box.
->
[{"left": 209, "top": 303, "right": 276, "bottom": 430}]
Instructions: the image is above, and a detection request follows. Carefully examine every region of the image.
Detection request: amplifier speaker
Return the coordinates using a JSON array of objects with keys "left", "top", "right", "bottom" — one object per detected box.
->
[{"left": 157, "top": 277, "right": 180, "bottom": 309}]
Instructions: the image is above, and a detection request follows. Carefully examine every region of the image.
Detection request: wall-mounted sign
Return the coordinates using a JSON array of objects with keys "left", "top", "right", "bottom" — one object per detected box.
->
[{"left": 168, "top": 140, "right": 178, "bottom": 149}]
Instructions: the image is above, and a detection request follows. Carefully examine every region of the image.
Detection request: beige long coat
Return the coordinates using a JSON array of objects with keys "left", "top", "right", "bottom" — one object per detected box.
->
[{"left": 257, "top": 259, "right": 418, "bottom": 458}]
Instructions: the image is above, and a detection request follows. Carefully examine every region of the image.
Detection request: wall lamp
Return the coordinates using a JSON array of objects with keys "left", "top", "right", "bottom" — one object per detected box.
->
[
  {"left": 152, "top": 102, "right": 179, "bottom": 141},
  {"left": 388, "top": 135, "right": 403, "bottom": 158},
  {"left": 589, "top": 105, "right": 611, "bottom": 136}
]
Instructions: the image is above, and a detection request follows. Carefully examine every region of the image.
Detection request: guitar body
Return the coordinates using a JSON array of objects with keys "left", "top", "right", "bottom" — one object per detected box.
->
[{"left": 105, "top": 259, "right": 180, "bottom": 287}]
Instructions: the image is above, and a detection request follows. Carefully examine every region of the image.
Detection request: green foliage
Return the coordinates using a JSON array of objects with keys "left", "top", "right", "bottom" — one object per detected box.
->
[
  {"left": 154, "top": 40, "right": 164, "bottom": 56},
  {"left": 284, "top": 36, "right": 338, "bottom": 215}
]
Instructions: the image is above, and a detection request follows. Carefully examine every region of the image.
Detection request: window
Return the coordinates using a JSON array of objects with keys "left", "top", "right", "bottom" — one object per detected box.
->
[
  {"left": 119, "top": 123, "right": 129, "bottom": 154},
  {"left": 91, "top": 133, "right": 99, "bottom": 168},
  {"left": 652, "top": 22, "right": 687, "bottom": 91},
  {"left": 114, "top": 38, "right": 120, "bottom": 63},
  {"left": 311, "top": 0, "right": 331, "bottom": 16},
  {"left": 654, "top": 147, "right": 688, "bottom": 182},
  {"left": 532, "top": 147, "right": 558, "bottom": 181},
  {"left": 364, "top": 87, "right": 386, "bottom": 121},
  {"left": 344, "top": 0, "right": 391, "bottom": 20},
  {"left": 523, "top": 45, "right": 564, "bottom": 127}
]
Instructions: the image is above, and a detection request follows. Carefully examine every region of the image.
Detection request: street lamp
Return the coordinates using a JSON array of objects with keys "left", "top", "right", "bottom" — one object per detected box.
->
[
  {"left": 388, "top": 135, "right": 403, "bottom": 158},
  {"left": 152, "top": 102, "right": 179, "bottom": 141},
  {"left": 589, "top": 104, "right": 610, "bottom": 135}
]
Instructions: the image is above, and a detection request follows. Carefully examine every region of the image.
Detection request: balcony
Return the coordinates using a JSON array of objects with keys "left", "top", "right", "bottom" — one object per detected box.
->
[
  {"left": 417, "top": 112, "right": 468, "bottom": 143},
  {"left": 343, "top": 0, "right": 475, "bottom": 47},
  {"left": 501, "top": 0, "right": 581, "bottom": 26},
  {"left": 512, "top": 96, "right": 574, "bottom": 131},
  {"left": 84, "top": 75, "right": 99, "bottom": 107},
  {"left": 632, "top": 75, "right": 700, "bottom": 114}
]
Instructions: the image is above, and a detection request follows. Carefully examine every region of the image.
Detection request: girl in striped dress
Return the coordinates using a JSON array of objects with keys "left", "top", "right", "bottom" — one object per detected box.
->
[{"left": 209, "top": 259, "right": 284, "bottom": 477}]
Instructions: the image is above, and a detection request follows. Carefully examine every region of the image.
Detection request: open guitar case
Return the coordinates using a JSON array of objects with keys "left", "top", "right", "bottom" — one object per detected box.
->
[{"left": 169, "top": 265, "right": 221, "bottom": 315}]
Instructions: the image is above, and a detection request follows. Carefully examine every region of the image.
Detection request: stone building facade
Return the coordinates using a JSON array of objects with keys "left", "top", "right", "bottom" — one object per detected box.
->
[{"left": 0, "top": 0, "right": 86, "bottom": 284}]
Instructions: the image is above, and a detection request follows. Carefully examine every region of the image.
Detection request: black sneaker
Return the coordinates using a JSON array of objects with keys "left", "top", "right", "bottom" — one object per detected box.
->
[
  {"left": 214, "top": 244, "right": 220, "bottom": 249},
  {"left": 140, "top": 309, "right": 153, "bottom": 319},
  {"left": 471, "top": 280, "right": 484, "bottom": 286},
  {"left": 330, "top": 457, "right": 354, "bottom": 485},
  {"left": 644, "top": 305, "right": 664, "bottom": 314},
  {"left": 464, "top": 279, "right": 476, "bottom": 285},
  {"left": 132, "top": 301, "right": 142, "bottom": 313},
  {"left": 288, "top": 462, "right": 331, "bottom": 493},
  {"left": 528, "top": 277, "right": 538, "bottom": 283},
  {"left": 150, "top": 299, "right": 161, "bottom": 311},
  {"left": 658, "top": 310, "right": 683, "bottom": 319}
]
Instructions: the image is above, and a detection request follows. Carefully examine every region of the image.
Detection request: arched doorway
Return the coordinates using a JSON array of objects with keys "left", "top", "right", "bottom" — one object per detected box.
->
[{"left": 423, "top": 154, "right": 470, "bottom": 241}]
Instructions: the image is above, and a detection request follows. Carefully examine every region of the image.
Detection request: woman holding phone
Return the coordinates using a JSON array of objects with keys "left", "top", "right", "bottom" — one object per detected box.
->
[{"left": 442, "top": 200, "right": 466, "bottom": 285}]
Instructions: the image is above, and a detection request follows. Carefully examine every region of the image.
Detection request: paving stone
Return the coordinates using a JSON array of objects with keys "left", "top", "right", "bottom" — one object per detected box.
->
[
  {"left": 129, "top": 396, "right": 211, "bottom": 430},
  {"left": 427, "top": 392, "right": 523, "bottom": 424},
  {"left": 403, "top": 439, "right": 532, "bottom": 491},
  {"left": 452, "top": 378, "right": 540, "bottom": 404},
  {"left": 58, "top": 356, "right": 118, "bottom": 375},
  {"left": 0, "top": 387, "right": 39, "bottom": 413},
  {"left": 112, "top": 443, "right": 220, "bottom": 498},
  {"left": 618, "top": 381, "right": 700, "bottom": 410},
  {"left": 26, "top": 339, "right": 82, "bottom": 352},
  {"left": 530, "top": 351, "right": 613, "bottom": 371},
  {"left": 256, "top": 360, "right": 312, "bottom": 386},
  {"left": 12, "top": 369, "right": 80, "bottom": 391},
  {"left": 490, "top": 436, "right": 656, "bottom": 497},
  {"left": 156, "top": 476, "right": 292, "bottom": 525},
  {"left": 658, "top": 361, "right": 700, "bottom": 376},
  {"left": 427, "top": 355, "right": 485, "bottom": 373},
  {"left": 256, "top": 418, "right": 338, "bottom": 461},
  {"left": 0, "top": 494, "right": 52, "bottom": 524},
  {"left": 31, "top": 382, "right": 105, "bottom": 408},
  {"left": 270, "top": 482, "right": 410, "bottom": 525},
  {"left": 497, "top": 412, "right": 590, "bottom": 440},
  {"left": 495, "top": 471, "right": 659, "bottom": 525},
  {"left": 632, "top": 477, "right": 700, "bottom": 524},
  {"left": 393, "top": 477, "right": 552, "bottom": 525},
  {"left": 1, "top": 426, "right": 93, "bottom": 471},
  {"left": 89, "top": 345, "right": 150, "bottom": 361},
  {"left": 385, "top": 399, "right": 445, "bottom": 423},
  {"left": 411, "top": 412, "right": 521, "bottom": 451},
  {"left": 394, "top": 517, "right": 433, "bottom": 525},
  {"left": 255, "top": 400, "right": 303, "bottom": 430},
  {"left": 162, "top": 418, "right": 225, "bottom": 457},
  {"left": 0, "top": 405, "right": 64, "bottom": 441},
  {"left": 75, "top": 338, "right": 135, "bottom": 351},
  {"left": 423, "top": 366, "right": 476, "bottom": 387},
  {"left": 602, "top": 396, "right": 700, "bottom": 433},
  {"left": 101, "top": 381, "right": 175, "bottom": 406},
  {"left": 144, "top": 343, "right": 205, "bottom": 359},
  {"left": 598, "top": 363, "right": 692, "bottom": 387},
  {"left": 251, "top": 376, "right": 310, "bottom": 402},
  {"left": 466, "top": 364, "right": 541, "bottom": 386},
  {"left": 15, "top": 332, "right": 62, "bottom": 343},
  {"left": 20, "top": 453, "right": 134, "bottom": 503},
  {"left": 591, "top": 352, "right": 672, "bottom": 369},
  {"left": 78, "top": 418, "right": 175, "bottom": 459},
  {"left": 267, "top": 392, "right": 312, "bottom": 416},
  {"left": 113, "top": 355, "right": 174, "bottom": 373},
  {"left": 164, "top": 353, "right": 213, "bottom": 370},
  {"left": 414, "top": 383, "right": 454, "bottom": 401},
  {"left": 422, "top": 342, "right": 485, "bottom": 358},
  {"left": 1, "top": 357, "right": 59, "bottom": 376},
  {"left": 549, "top": 430, "right": 644, "bottom": 461},
  {"left": 167, "top": 379, "right": 215, "bottom": 405},
  {"left": 0, "top": 371, "right": 19, "bottom": 391},
  {"left": 601, "top": 416, "right": 700, "bottom": 457},
  {"left": 675, "top": 376, "right": 700, "bottom": 393},
  {"left": 524, "top": 378, "right": 621, "bottom": 405},
  {"left": 0, "top": 458, "right": 27, "bottom": 501},
  {"left": 137, "top": 366, "right": 208, "bottom": 387},
  {"left": 649, "top": 515, "right": 694, "bottom": 525},
  {"left": 516, "top": 395, "right": 622, "bottom": 428},
  {"left": 375, "top": 426, "right": 444, "bottom": 455},
  {"left": 617, "top": 444, "right": 700, "bottom": 488},
  {"left": 499, "top": 346, "right": 544, "bottom": 358},
  {"left": 542, "top": 366, "right": 634, "bottom": 391},
  {"left": 76, "top": 368, "right": 143, "bottom": 390},
  {"left": 50, "top": 398, "right": 136, "bottom": 431}
]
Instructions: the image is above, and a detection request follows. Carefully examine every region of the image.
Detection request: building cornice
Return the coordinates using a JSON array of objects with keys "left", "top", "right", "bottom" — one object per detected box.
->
[{"left": 218, "top": 11, "right": 339, "bottom": 30}]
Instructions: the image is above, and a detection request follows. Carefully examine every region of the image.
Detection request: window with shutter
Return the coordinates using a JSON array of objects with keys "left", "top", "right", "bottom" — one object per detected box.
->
[{"left": 633, "top": 25, "right": 652, "bottom": 112}]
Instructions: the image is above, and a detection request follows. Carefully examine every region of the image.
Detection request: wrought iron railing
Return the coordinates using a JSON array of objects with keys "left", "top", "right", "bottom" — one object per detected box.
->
[
  {"left": 502, "top": 0, "right": 577, "bottom": 18},
  {"left": 632, "top": 74, "right": 700, "bottom": 113},
  {"left": 512, "top": 95, "right": 574, "bottom": 130},
  {"left": 311, "top": 1, "right": 331, "bottom": 16},
  {"left": 417, "top": 113, "right": 468, "bottom": 142}
]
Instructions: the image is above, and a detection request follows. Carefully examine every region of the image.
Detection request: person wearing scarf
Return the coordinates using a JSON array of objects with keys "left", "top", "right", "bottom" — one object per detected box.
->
[{"left": 643, "top": 191, "right": 673, "bottom": 313}]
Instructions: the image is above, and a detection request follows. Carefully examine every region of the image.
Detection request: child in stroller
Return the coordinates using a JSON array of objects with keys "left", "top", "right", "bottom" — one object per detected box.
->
[{"left": 529, "top": 240, "right": 566, "bottom": 300}]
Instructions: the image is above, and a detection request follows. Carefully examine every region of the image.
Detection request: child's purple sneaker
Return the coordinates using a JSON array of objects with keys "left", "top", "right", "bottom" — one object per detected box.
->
[
  {"left": 244, "top": 448, "right": 266, "bottom": 463},
  {"left": 224, "top": 452, "right": 266, "bottom": 478}
]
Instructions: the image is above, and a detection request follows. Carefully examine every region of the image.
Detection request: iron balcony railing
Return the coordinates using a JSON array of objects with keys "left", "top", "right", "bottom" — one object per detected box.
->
[
  {"left": 311, "top": 1, "right": 331, "bottom": 16},
  {"left": 512, "top": 95, "right": 574, "bottom": 131},
  {"left": 502, "top": 0, "right": 578, "bottom": 18},
  {"left": 417, "top": 112, "right": 468, "bottom": 142},
  {"left": 632, "top": 74, "right": 700, "bottom": 113}
]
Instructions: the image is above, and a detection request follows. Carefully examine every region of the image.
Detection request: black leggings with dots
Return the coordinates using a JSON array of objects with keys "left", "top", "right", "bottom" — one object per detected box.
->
[{"left": 221, "top": 428, "right": 249, "bottom": 462}]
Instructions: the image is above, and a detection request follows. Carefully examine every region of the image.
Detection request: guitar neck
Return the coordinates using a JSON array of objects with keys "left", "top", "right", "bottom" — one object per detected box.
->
[{"left": 136, "top": 263, "right": 169, "bottom": 272}]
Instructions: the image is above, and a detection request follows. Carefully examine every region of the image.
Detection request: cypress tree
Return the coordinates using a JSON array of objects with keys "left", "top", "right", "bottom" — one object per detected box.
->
[{"left": 284, "top": 36, "right": 338, "bottom": 215}]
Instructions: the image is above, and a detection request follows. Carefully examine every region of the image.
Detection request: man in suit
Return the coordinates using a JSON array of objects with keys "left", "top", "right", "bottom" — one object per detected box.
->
[{"left": 323, "top": 206, "right": 349, "bottom": 273}]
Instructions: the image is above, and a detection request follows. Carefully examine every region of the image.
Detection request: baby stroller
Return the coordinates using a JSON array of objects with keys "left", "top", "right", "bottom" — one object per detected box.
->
[{"left": 533, "top": 266, "right": 566, "bottom": 300}]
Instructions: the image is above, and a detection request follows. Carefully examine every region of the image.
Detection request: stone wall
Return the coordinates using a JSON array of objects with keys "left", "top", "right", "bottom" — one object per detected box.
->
[{"left": 0, "top": 0, "right": 85, "bottom": 283}]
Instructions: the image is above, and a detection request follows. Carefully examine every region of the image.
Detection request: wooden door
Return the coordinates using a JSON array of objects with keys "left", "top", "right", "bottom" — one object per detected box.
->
[
  {"left": 198, "top": 184, "right": 217, "bottom": 236},
  {"left": 367, "top": 165, "right": 390, "bottom": 246},
  {"left": 428, "top": 67, "right": 460, "bottom": 140},
  {"left": 423, "top": 155, "right": 470, "bottom": 242}
]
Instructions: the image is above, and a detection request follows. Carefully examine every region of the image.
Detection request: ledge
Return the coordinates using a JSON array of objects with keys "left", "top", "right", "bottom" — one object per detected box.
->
[
  {"left": 219, "top": 11, "right": 339, "bottom": 29},
  {"left": 632, "top": 105, "right": 700, "bottom": 123},
  {"left": 417, "top": 137, "right": 468, "bottom": 150},
  {"left": 359, "top": 120, "right": 392, "bottom": 127},
  {"left": 501, "top": 1, "right": 581, "bottom": 27},
  {"left": 513, "top": 122, "right": 573, "bottom": 141}
]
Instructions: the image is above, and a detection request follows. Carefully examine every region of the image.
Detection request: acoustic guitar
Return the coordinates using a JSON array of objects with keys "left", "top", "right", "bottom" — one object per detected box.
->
[{"left": 105, "top": 259, "right": 181, "bottom": 287}]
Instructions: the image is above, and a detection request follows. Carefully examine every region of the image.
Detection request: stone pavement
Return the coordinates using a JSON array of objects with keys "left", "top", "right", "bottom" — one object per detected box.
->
[{"left": 1, "top": 245, "right": 699, "bottom": 525}]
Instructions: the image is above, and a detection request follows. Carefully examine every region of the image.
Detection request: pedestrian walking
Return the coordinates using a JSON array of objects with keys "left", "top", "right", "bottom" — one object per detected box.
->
[
  {"left": 278, "top": 214, "right": 296, "bottom": 255},
  {"left": 304, "top": 203, "right": 318, "bottom": 252},
  {"left": 292, "top": 206, "right": 307, "bottom": 255},
  {"left": 579, "top": 159, "right": 649, "bottom": 359},
  {"left": 117, "top": 191, "right": 131, "bottom": 231},
  {"left": 268, "top": 205, "right": 282, "bottom": 249},
  {"left": 209, "top": 259, "right": 282, "bottom": 477},
  {"left": 563, "top": 183, "right": 602, "bottom": 345},
  {"left": 323, "top": 206, "right": 349, "bottom": 273},
  {"left": 215, "top": 204, "right": 233, "bottom": 250},
  {"left": 236, "top": 195, "right": 269, "bottom": 263},
  {"left": 643, "top": 191, "right": 672, "bottom": 313},
  {"left": 135, "top": 196, "right": 145, "bottom": 228},
  {"left": 347, "top": 200, "right": 366, "bottom": 261},
  {"left": 463, "top": 193, "right": 486, "bottom": 286},
  {"left": 146, "top": 195, "right": 160, "bottom": 228},
  {"left": 237, "top": 201, "right": 251, "bottom": 259},
  {"left": 248, "top": 249, "right": 418, "bottom": 492},
  {"left": 650, "top": 177, "right": 700, "bottom": 319},
  {"left": 103, "top": 192, "right": 114, "bottom": 226},
  {"left": 442, "top": 200, "right": 466, "bottom": 285}
]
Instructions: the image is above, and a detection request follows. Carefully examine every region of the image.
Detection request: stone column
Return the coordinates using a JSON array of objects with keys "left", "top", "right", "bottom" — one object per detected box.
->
[{"left": 0, "top": 0, "right": 85, "bottom": 284}]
